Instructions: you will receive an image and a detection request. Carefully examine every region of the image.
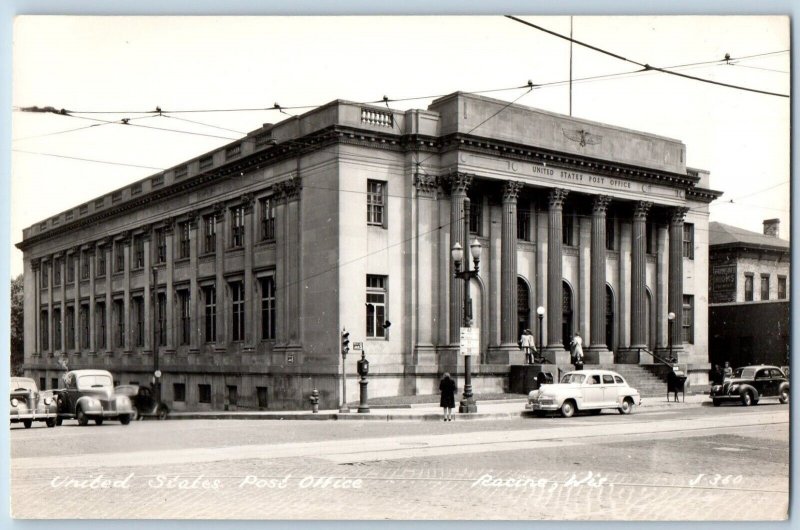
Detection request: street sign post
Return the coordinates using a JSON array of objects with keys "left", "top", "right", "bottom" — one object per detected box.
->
[
  {"left": 459, "top": 327, "right": 479, "bottom": 356},
  {"left": 352, "top": 342, "right": 363, "bottom": 351}
]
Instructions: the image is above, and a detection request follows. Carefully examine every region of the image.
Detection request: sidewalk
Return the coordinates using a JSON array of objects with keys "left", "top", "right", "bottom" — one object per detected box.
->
[{"left": 169, "top": 393, "right": 709, "bottom": 422}]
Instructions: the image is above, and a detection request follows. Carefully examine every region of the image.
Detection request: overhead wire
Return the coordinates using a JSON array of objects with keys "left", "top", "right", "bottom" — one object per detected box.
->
[{"left": 11, "top": 150, "right": 165, "bottom": 170}]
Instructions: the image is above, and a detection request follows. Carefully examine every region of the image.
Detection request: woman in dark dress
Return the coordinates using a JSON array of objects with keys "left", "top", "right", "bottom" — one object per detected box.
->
[{"left": 439, "top": 373, "right": 457, "bottom": 422}]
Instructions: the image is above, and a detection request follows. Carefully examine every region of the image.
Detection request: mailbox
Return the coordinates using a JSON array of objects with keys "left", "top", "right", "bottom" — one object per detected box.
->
[{"left": 357, "top": 353, "right": 369, "bottom": 377}]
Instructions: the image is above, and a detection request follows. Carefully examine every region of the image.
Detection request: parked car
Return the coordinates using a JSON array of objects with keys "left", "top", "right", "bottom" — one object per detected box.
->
[
  {"left": 114, "top": 385, "right": 169, "bottom": 420},
  {"left": 10, "top": 377, "right": 58, "bottom": 428},
  {"left": 56, "top": 370, "right": 134, "bottom": 426},
  {"left": 526, "top": 369, "right": 641, "bottom": 417},
  {"left": 710, "top": 365, "right": 789, "bottom": 407}
]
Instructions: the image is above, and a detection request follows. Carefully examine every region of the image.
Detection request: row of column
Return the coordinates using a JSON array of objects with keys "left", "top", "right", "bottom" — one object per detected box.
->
[
  {"left": 31, "top": 177, "right": 303, "bottom": 357},
  {"left": 443, "top": 173, "right": 687, "bottom": 357}
]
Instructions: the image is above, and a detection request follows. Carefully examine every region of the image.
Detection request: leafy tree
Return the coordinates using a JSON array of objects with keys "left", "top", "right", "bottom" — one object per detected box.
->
[{"left": 10, "top": 274, "right": 24, "bottom": 376}]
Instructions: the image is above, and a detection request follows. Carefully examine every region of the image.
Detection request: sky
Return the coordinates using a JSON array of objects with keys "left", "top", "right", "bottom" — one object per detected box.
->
[{"left": 9, "top": 15, "right": 791, "bottom": 278}]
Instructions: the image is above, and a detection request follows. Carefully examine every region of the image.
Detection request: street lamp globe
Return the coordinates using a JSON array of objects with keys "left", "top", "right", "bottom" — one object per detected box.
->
[
  {"left": 536, "top": 306, "right": 545, "bottom": 316},
  {"left": 451, "top": 242, "right": 464, "bottom": 264},
  {"left": 469, "top": 239, "right": 482, "bottom": 261},
  {"left": 668, "top": 311, "right": 676, "bottom": 321}
]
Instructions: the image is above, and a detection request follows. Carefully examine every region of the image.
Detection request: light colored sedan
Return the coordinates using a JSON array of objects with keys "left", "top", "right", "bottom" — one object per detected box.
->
[{"left": 526, "top": 369, "right": 641, "bottom": 418}]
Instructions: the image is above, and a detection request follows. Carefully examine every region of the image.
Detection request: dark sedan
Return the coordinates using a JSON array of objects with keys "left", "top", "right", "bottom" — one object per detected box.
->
[
  {"left": 710, "top": 365, "right": 789, "bottom": 407},
  {"left": 115, "top": 385, "right": 169, "bottom": 420}
]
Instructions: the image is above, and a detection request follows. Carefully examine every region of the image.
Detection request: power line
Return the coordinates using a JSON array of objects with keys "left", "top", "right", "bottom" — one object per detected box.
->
[
  {"left": 12, "top": 149, "right": 165, "bottom": 170},
  {"left": 726, "top": 63, "right": 790, "bottom": 75},
  {"left": 505, "top": 16, "right": 790, "bottom": 98}
]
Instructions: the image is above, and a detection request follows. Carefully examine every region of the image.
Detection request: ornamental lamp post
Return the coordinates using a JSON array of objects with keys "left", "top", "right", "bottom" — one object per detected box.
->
[
  {"left": 151, "top": 266, "right": 161, "bottom": 404},
  {"left": 536, "top": 306, "right": 545, "bottom": 363},
  {"left": 451, "top": 208, "right": 482, "bottom": 414},
  {"left": 667, "top": 311, "right": 676, "bottom": 363}
]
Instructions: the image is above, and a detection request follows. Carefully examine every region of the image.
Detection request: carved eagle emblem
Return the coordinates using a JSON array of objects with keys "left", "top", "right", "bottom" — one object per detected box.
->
[{"left": 562, "top": 128, "right": 602, "bottom": 147}]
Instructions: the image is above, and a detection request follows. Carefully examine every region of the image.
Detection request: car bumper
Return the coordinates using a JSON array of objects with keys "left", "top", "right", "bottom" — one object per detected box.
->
[
  {"left": 11, "top": 412, "right": 57, "bottom": 422},
  {"left": 527, "top": 401, "right": 560, "bottom": 411}
]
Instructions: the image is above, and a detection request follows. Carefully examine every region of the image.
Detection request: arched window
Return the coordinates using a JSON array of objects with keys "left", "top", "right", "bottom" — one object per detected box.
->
[
  {"left": 562, "top": 281, "right": 573, "bottom": 350},
  {"left": 517, "top": 278, "right": 530, "bottom": 339}
]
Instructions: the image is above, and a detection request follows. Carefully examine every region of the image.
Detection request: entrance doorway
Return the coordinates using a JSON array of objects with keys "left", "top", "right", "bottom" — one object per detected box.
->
[
  {"left": 562, "top": 281, "right": 573, "bottom": 350},
  {"left": 517, "top": 278, "right": 531, "bottom": 339},
  {"left": 605, "top": 284, "right": 615, "bottom": 351}
]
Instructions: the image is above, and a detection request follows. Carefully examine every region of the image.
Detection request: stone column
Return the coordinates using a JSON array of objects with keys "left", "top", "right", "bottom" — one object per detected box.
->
[
  {"left": 104, "top": 245, "right": 112, "bottom": 354},
  {"left": 501, "top": 181, "right": 523, "bottom": 347},
  {"left": 668, "top": 207, "right": 688, "bottom": 359},
  {"left": 448, "top": 173, "right": 472, "bottom": 345},
  {"left": 88, "top": 246, "right": 96, "bottom": 354},
  {"left": 587, "top": 195, "right": 613, "bottom": 364},
  {"left": 32, "top": 259, "right": 41, "bottom": 354},
  {"left": 545, "top": 189, "right": 569, "bottom": 363},
  {"left": 142, "top": 227, "right": 152, "bottom": 354},
  {"left": 630, "top": 201, "right": 652, "bottom": 351},
  {"left": 72, "top": 248, "right": 81, "bottom": 353},
  {"left": 214, "top": 204, "right": 227, "bottom": 351},
  {"left": 286, "top": 183, "right": 302, "bottom": 347},
  {"left": 46, "top": 258, "right": 54, "bottom": 355},
  {"left": 122, "top": 234, "right": 131, "bottom": 353},
  {"left": 241, "top": 195, "right": 255, "bottom": 351},
  {"left": 59, "top": 255, "right": 66, "bottom": 354},
  {"left": 164, "top": 219, "right": 175, "bottom": 352},
  {"left": 413, "top": 174, "right": 438, "bottom": 364},
  {"left": 656, "top": 224, "right": 669, "bottom": 351},
  {"left": 186, "top": 214, "right": 199, "bottom": 353}
]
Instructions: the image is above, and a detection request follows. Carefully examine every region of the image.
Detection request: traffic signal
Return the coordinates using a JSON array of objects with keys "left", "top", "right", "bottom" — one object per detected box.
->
[{"left": 341, "top": 329, "right": 350, "bottom": 355}]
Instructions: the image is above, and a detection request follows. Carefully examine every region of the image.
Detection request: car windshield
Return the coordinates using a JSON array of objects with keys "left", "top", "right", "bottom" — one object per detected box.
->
[
  {"left": 733, "top": 368, "right": 756, "bottom": 380},
  {"left": 77, "top": 374, "right": 113, "bottom": 390},
  {"left": 11, "top": 379, "right": 37, "bottom": 392},
  {"left": 560, "top": 373, "right": 586, "bottom": 384}
]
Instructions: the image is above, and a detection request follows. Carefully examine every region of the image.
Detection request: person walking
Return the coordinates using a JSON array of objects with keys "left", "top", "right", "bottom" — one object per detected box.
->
[
  {"left": 439, "top": 373, "right": 457, "bottom": 422},
  {"left": 520, "top": 329, "right": 536, "bottom": 364},
  {"left": 571, "top": 333, "right": 584, "bottom": 371}
]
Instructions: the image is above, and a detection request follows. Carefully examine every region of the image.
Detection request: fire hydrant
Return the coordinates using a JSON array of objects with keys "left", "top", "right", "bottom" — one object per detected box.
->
[{"left": 309, "top": 388, "right": 320, "bottom": 413}]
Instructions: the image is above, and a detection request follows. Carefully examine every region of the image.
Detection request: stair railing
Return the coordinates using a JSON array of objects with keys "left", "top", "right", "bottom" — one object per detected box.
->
[{"left": 637, "top": 347, "right": 677, "bottom": 369}]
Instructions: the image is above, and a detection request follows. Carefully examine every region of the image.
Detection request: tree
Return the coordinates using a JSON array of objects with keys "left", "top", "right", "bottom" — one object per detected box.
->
[{"left": 11, "top": 274, "right": 24, "bottom": 376}]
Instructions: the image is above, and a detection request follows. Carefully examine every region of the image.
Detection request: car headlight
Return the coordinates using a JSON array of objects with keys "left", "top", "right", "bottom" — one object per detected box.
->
[
  {"left": 11, "top": 398, "right": 19, "bottom": 407},
  {"left": 43, "top": 397, "right": 52, "bottom": 405}
]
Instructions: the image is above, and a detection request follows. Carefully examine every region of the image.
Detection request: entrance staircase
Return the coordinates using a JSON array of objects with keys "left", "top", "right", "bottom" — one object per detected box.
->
[{"left": 590, "top": 364, "right": 670, "bottom": 397}]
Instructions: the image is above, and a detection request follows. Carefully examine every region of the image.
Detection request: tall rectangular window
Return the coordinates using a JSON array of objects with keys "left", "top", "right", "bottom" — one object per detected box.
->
[
  {"left": 133, "top": 297, "right": 144, "bottom": 347},
  {"left": 468, "top": 196, "right": 482, "bottom": 235},
  {"left": 260, "top": 277, "right": 276, "bottom": 340},
  {"left": 53, "top": 259, "right": 62, "bottom": 286},
  {"left": 778, "top": 276, "right": 787, "bottom": 299},
  {"left": 157, "top": 293, "right": 166, "bottom": 346},
  {"left": 96, "top": 251, "right": 106, "bottom": 277},
  {"left": 517, "top": 209, "right": 531, "bottom": 241},
  {"left": 227, "top": 385, "right": 238, "bottom": 407},
  {"left": 66, "top": 307, "right": 75, "bottom": 349},
  {"left": 231, "top": 207, "right": 245, "bottom": 247},
  {"left": 66, "top": 255, "right": 75, "bottom": 283},
  {"left": 562, "top": 212, "right": 574, "bottom": 246},
  {"left": 204, "top": 215, "right": 216, "bottom": 254},
  {"left": 53, "top": 308, "right": 62, "bottom": 350},
  {"left": 80, "top": 304, "right": 89, "bottom": 348},
  {"left": 204, "top": 286, "right": 217, "bottom": 343},
  {"left": 231, "top": 281, "right": 245, "bottom": 341},
  {"left": 645, "top": 222, "right": 656, "bottom": 255},
  {"left": 156, "top": 229, "right": 167, "bottom": 264},
  {"left": 41, "top": 310, "right": 49, "bottom": 350},
  {"left": 179, "top": 222, "right": 190, "bottom": 259},
  {"left": 260, "top": 197, "right": 276, "bottom": 241},
  {"left": 115, "top": 241, "right": 125, "bottom": 272},
  {"left": 744, "top": 273, "right": 754, "bottom": 302},
  {"left": 682, "top": 295, "right": 694, "bottom": 344},
  {"left": 173, "top": 383, "right": 186, "bottom": 402},
  {"left": 42, "top": 262, "right": 49, "bottom": 288},
  {"left": 760, "top": 274, "right": 770, "bottom": 301},
  {"left": 682, "top": 223, "right": 694, "bottom": 259},
  {"left": 198, "top": 384, "right": 212, "bottom": 404},
  {"left": 179, "top": 290, "right": 190, "bottom": 345},
  {"left": 366, "top": 275, "right": 387, "bottom": 338},
  {"left": 133, "top": 236, "right": 144, "bottom": 269},
  {"left": 96, "top": 302, "right": 106, "bottom": 349},
  {"left": 367, "top": 180, "right": 385, "bottom": 226},
  {"left": 114, "top": 300, "right": 125, "bottom": 348},
  {"left": 81, "top": 251, "right": 90, "bottom": 279},
  {"left": 605, "top": 220, "right": 616, "bottom": 250}
]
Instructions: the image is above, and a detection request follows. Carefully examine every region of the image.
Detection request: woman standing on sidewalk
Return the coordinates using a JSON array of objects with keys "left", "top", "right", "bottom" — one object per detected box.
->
[{"left": 439, "top": 373, "right": 457, "bottom": 422}]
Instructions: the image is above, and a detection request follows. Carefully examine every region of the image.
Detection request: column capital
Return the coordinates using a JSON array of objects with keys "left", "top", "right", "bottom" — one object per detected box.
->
[
  {"left": 548, "top": 188, "right": 569, "bottom": 209},
  {"left": 185, "top": 210, "right": 199, "bottom": 228},
  {"left": 239, "top": 193, "right": 255, "bottom": 214},
  {"left": 413, "top": 173, "right": 440, "bottom": 195},
  {"left": 633, "top": 201, "right": 653, "bottom": 220},
  {"left": 212, "top": 202, "right": 226, "bottom": 221},
  {"left": 274, "top": 175, "right": 302, "bottom": 202},
  {"left": 31, "top": 258, "right": 41, "bottom": 271},
  {"left": 162, "top": 217, "right": 175, "bottom": 234},
  {"left": 502, "top": 180, "right": 523, "bottom": 202},
  {"left": 670, "top": 207, "right": 689, "bottom": 225},
  {"left": 592, "top": 195, "right": 612, "bottom": 214},
  {"left": 444, "top": 172, "right": 472, "bottom": 195},
  {"left": 116, "top": 231, "right": 131, "bottom": 244}
]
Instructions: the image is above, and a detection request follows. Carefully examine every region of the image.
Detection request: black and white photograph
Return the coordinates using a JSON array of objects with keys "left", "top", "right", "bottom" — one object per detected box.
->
[{"left": 6, "top": 11, "right": 791, "bottom": 523}]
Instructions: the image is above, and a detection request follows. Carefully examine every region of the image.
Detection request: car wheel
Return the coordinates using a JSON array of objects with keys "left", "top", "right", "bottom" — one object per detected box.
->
[
  {"left": 560, "top": 400, "right": 576, "bottom": 418},
  {"left": 119, "top": 415, "right": 131, "bottom": 425},
  {"left": 46, "top": 418, "right": 56, "bottom": 428},
  {"left": 156, "top": 407, "right": 168, "bottom": 421},
  {"left": 741, "top": 391, "right": 754, "bottom": 407},
  {"left": 76, "top": 407, "right": 88, "bottom": 426},
  {"left": 55, "top": 417, "right": 63, "bottom": 426},
  {"left": 95, "top": 418, "right": 104, "bottom": 426},
  {"left": 23, "top": 420, "right": 32, "bottom": 429},
  {"left": 712, "top": 399, "right": 721, "bottom": 407},
  {"left": 130, "top": 406, "right": 139, "bottom": 422},
  {"left": 780, "top": 389, "right": 789, "bottom": 404},
  {"left": 618, "top": 398, "right": 634, "bottom": 415}
]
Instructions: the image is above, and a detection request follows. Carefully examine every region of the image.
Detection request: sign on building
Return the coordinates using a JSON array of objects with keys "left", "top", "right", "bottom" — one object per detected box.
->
[
  {"left": 459, "top": 327, "right": 479, "bottom": 356},
  {"left": 711, "top": 263, "right": 737, "bottom": 303}
]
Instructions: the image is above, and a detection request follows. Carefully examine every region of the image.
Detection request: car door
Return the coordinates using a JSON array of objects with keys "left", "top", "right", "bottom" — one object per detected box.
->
[
  {"left": 582, "top": 374, "right": 604, "bottom": 407},
  {"left": 602, "top": 374, "right": 618, "bottom": 405}
]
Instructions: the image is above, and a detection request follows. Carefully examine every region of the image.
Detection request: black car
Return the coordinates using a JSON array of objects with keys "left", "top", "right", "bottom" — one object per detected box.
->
[
  {"left": 710, "top": 365, "right": 789, "bottom": 407},
  {"left": 114, "top": 385, "right": 169, "bottom": 420}
]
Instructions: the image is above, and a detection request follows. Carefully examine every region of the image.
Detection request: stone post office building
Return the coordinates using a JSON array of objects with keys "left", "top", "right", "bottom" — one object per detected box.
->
[{"left": 17, "top": 92, "right": 721, "bottom": 410}]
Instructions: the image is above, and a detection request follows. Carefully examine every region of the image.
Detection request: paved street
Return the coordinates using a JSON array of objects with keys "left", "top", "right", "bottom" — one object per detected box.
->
[{"left": 11, "top": 403, "right": 789, "bottom": 520}]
